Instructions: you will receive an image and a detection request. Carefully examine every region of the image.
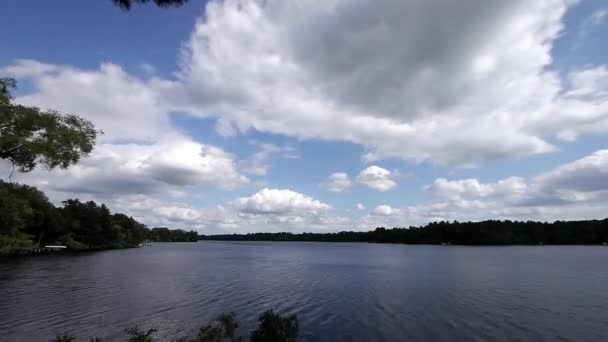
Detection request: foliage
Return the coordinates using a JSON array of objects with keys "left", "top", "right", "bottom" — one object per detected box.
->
[
  {"left": 125, "top": 327, "right": 158, "bottom": 342},
  {"left": 250, "top": 311, "right": 298, "bottom": 342},
  {"left": 148, "top": 227, "right": 198, "bottom": 242},
  {"left": 200, "top": 219, "right": 608, "bottom": 245},
  {"left": 195, "top": 312, "right": 241, "bottom": 342},
  {"left": 0, "top": 78, "right": 100, "bottom": 173},
  {"left": 0, "top": 181, "right": 194, "bottom": 253},
  {"left": 51, "top": 311, "right": 298, "bottom": 342},
  {"left": 113, "top": 0, "right": 188, "bottom": 10},
  {"left": 0, "top": 78, "right": 16, "bottom": 105},
  {"left": 0, "top": 181, "right": 45, "bottom": 252}
]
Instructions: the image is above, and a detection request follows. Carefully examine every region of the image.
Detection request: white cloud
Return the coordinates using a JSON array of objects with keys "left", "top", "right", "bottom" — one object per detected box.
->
[
  {"left": 232, "top": 188, "right": 330, "bottom": 215},
  {"left": 356, "top": 165, "right": 397, "bottom": 192},
  {"left": 424, "top": 150, "right": 608, "bottom": 210},
  {"left": 6, "top": 61, "right": 168, "bottom": 142},
  {"left": 1, "top": 59, "right": 59, "bottom": 78},
  {"left": 158, "top": 0, "right": 608, "bottom": 166},
  {"left": 11, "top": 134, "right": 249, "bottom": 197},
  {"left": 372, "top": 205, "right": 401, "bottom": 216},
  {"left": 6, "top": 0, "right": 608, "bottom": 168},
  {"left": 374, "top": 149, "right": 608, "bottom": 226},
  {"left": 324, "top": 172, "right": 352, "bottom": 192},
  {"left": 427, "top": 177, "right": 527, "bottom": 200},
  {"left": 531, "top": 149, "right": 608, "bottom": 204},
  {"left": 356, "top": 203, "right": 366, "bottom": 210},
  {"left": 5, "top": 0, "right": 608, "bottom": 233}
]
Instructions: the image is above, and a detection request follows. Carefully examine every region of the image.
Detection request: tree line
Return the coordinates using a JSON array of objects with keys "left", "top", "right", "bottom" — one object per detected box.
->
[
  {"left": 148, "top": 226, "right": 198, "bottom": 243},
  {"left": 53, "top": 309, "right": 298, "bottom": 342},
  {"left": 0, "top": 78, "right": 196, "bottom": 252},
  {"left": 0, "top": 181, "right": 197, "bottom": 253},
  {"left": 199, "top": 219, "right": 608, "bottom": 245}
]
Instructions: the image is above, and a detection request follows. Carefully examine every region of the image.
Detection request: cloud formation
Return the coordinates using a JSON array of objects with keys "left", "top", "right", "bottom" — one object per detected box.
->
[
  {"left": 3, "top": 0, "right": 608, "bottom": 233},
  {"left": 5, "top": 60, "right": 169, "bottom": 142},
  {"left": 161, "top": 0, "right": 608, "bottom": 166},
  {"left": 373, "top": 205, "right": 401, "bottom": 216},
  {"left": 11, "top": 134, "right": 249, "bottom": 198},
  {"left": 233, "top": 188, "right": 331, "bottom": 215},
  {"left": 324, "top": 172, "right": 353, "bottom": 193},
  {"left": 370, "top": 149, "right": 608, "bottom": 227},
  {"left": 356, "top": 166, "right": 397, "bottom": 192}
]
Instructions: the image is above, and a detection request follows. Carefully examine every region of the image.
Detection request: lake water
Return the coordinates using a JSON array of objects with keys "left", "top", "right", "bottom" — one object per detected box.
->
[{"left": 1, "top": 242, "right": 607, "bottom": 341}]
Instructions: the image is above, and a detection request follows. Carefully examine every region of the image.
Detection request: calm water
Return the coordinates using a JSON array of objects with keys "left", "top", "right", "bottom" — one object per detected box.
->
[{"left": 1, "top": 242, "right": 607, "bottom": 341}]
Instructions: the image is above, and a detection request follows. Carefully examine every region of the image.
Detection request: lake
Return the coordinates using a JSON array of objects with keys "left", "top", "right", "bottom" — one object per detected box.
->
[{"left": 1, "top": 242, "right": 607, "bottom": 341}]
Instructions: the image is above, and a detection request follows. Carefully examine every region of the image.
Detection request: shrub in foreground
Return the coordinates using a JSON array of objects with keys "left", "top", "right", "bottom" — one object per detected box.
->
[{"left": 51, "top": 310, "right": 298, "bottom": 342}]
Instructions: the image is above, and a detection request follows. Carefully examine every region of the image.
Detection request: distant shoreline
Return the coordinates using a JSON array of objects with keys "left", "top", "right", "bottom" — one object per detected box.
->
[
  {"left": 199, "top": 218, "right": 608, "bottom": 246},
  {"left": 198, "top": 240, "right": 608, "bottom": 246}
]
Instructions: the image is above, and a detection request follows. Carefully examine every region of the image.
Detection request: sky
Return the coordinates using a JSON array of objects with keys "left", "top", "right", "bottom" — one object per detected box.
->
[{"left": 1, "top": 0, "right": 608, "bottom": 234}]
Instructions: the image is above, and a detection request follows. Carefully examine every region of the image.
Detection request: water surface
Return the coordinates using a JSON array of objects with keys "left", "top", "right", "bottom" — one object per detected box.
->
[{"left": 1, "top": 242, "right": 607, "bottom": 341}]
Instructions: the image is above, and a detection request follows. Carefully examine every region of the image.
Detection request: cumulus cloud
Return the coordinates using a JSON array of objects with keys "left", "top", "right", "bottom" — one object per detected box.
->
[
  {"left": 4, "top": 60, "right": 169, "bottom": 142},
  {"left": 6, "top": 0, "right": 608, "bottom": 168},
  {"left": 324, "top": 172, "right": 352, "bottom": 192},
  {"left": 356, "top": 166, "right": 397, "bottom": 192},
  {"left": 156, "top": 0, "right": 608, "bottom": 166},
  {"left": 370, "top": 149, "right": 608, "bottom": 227},
  {"left": 427, "top": 177, "right": 527, "bottom": 200},
  {"left": 232, "top": 188, "right": 331, "bottom": 215},
  {"left": 1, "top": 59, "right": 59, "bottom": 78},
  {"left": 12, "top": 134, "right": 249, "bottom": 198},
  {"left": 529, "top": 149, "right": 608, "bottom": 205},
  {"left": 5, "top": 0, "right": 608, "bottom": 233},
  {"left": 373, "top": 205, "right": 401, "bottom": 216},
  {"left": 356, "top": 203, "right": 366, "bottom": 210}
]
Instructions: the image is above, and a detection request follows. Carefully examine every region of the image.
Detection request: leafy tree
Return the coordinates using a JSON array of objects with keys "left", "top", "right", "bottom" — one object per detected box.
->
[
  {"left": 250, "top": 311, "right": 299, "bottom": 342},
  {"left": 0, "top": 78, "right": 100, "bottom": 174},
  {"left": 125, "top": 327, "right": 157, "bottom": 342},
  {"left": 113, "top": 0, "right": 188, "bottom": 10},
  {"left": 195, "top": 312, "right": 241, "bottom": 342},
  {"left": 148, "top": 227, "right": 198, "bottom": 242},
  {"left": 0, "top": 181, "right": 35, "bottom": 252}
]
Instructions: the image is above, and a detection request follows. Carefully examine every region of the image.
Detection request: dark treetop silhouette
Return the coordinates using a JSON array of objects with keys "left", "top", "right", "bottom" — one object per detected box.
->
[
  {"left": 199, "top": 219, "right": 608, "bottom": 245},
  {"left": 113, "top": 0, "right": 189, "bottom": 10},
  {"left": 0, "top": 181, "right": 197, "bottom": 253}
]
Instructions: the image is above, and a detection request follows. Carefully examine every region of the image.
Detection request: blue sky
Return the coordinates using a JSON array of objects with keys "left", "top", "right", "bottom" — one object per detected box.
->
[{"left": 2, "top": 0, "right": 608, "bottom": 233}]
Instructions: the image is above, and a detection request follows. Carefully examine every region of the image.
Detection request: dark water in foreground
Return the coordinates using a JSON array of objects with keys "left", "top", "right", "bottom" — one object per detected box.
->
[{"left": 1, "top": 242, "right": 607, "bottom": 341}]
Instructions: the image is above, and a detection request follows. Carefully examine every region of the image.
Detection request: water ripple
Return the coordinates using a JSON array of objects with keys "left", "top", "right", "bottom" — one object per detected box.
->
[{"left": 1, "top": 243, "right": 608, "bottom": 342}]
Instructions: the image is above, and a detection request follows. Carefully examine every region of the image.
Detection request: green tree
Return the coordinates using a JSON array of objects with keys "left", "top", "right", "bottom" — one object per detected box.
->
[
  {"left": 195, "top": 312, "right": 241, "bottom": 342},
  {"left": 250, "top": 311, "right": 299, "bottom": 342},
  {"left": 0, "top": 182, "right": 34, "bottom": 252},
  {"left": 0, "top": 78, "right": 100, "bottom": 174}
]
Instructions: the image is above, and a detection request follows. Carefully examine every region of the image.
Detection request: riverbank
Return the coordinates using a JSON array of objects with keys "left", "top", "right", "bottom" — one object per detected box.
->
[{"left": 199, "top": 218, "right": 608, "bottom": 245}]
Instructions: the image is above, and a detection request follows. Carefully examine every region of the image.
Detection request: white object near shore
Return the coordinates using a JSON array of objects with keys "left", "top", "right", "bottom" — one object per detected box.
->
[{"left": 43, "top": 245, "right": 67, "bottom": 250}]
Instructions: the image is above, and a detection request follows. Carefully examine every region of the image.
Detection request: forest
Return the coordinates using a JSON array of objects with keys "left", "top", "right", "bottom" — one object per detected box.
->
[
  {"left": 199, "top": 219, "right": 608, "bottom": 245},
  {"left": 0, "top": 181, "right": 197, "bottom": 253}
]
